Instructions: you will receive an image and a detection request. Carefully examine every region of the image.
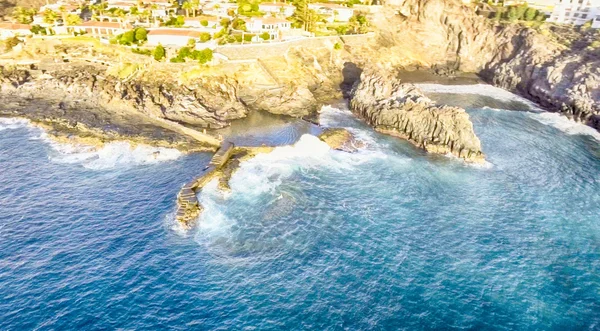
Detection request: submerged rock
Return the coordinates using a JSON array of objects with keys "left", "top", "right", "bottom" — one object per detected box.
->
[
  {"left": 318, "top": 128, "right": 363, "bottom": 153},
  {"left": 349, "top": 69, "right": 485, "bottom": 163}
]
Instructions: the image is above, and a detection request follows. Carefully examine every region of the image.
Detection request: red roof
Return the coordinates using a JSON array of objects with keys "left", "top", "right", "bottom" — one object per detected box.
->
[
  {"left": 148, "top": 29, "right": 202, "bottom": 37},
  {"left": 0, "top": 23, "right": 32, "bottom": 30}
]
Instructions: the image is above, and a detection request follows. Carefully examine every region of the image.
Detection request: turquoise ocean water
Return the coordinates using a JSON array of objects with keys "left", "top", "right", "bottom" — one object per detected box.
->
[{"left": 1, "top": 85, "right": 599, "bottom": 330}]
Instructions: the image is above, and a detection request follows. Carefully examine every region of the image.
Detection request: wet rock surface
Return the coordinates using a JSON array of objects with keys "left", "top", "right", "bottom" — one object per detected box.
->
[{"left": 349, "top": 69, "right": 485, "bottom": 162}]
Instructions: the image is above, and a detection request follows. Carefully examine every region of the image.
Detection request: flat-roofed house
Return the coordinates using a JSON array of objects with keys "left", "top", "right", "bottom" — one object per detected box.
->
[
  {"left": 244, "top": 17, "right": 291, "bottom": 39},
  {"left": 73, "top": 21, "right": 131, "bottom": 36},
  {"left": 308, "top": 3, "right": 354, "bottom": 22},
  {"left": 0, "top": 23, "right": 32, "bottom": 38},
  {"left": 258, "top": 3, "right": 296, "bottom": 17},
  {"left": 147, "top": 28, "right": 202, "bottom": 46}
]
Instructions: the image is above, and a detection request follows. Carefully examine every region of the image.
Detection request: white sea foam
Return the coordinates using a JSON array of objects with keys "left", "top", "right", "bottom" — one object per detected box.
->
[
  {"left": 39, "top": 131, "right": 182, "bottom": 170},
  {"left": 416, "top": 83, "right": 542, "bottom": 111},
  {"left": 528, "top": 112, "right": 600, "bottom": 142},
  {"left": 0, "top": 117, "right": 31, "bottom": 131}
]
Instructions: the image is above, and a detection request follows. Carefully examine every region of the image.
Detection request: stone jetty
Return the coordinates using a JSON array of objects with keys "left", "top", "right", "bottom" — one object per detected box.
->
[{"left": 175, "top": 141, "right": 236, "bottom": 228}]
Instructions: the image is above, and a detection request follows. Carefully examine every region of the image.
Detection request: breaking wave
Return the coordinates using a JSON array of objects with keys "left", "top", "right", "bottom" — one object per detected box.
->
[
  {"left": 416, "top": 83, "right": 542, "bottom": 110},
  {"left": 527, "top": 112, "right": 600, "bottom": 142}
]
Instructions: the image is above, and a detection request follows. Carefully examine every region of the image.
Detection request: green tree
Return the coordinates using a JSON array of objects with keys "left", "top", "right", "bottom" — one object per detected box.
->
[
  {"left": 200, "top": 19, "right": 209, "bottom": 26},
  {"left": 135, "top": 27, "right": 148, "bottom": 42},
  {"left": 231, "top": 18, "right": 246, "bottom": 31},
  {"left": 65, "top": 14, "right": 82, "bottom": 26},
  {"left": 120, "top": 30, "right": 135, "bottom": 45},
  {"left": 43, "top": 10, "right": 59, "bottom": 24},
  {"left": 293, "top": 0, "right": 319, "bottom": 32},
  {"left": 220, "top": 18, "right": 231, "bottom": 27},
  {"left": 196, "top": 48, "right": 213, "bottom": 64},
  {"left": 260, "top": 32, "right": 270, "bottom": 40},
  {"left": 182, "top": 1, "right": 193, "bottom": 17},
  {"left": 11, "top": 7, "right": 36, "bottom": 24},
  {"left": 153, "top": 44, "right": 166, "bottom": 61}
]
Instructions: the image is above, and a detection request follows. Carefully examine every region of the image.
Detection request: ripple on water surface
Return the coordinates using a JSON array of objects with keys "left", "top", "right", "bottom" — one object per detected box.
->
[{"left": 1, "top": 90, "right": 600, "bottom": 330}]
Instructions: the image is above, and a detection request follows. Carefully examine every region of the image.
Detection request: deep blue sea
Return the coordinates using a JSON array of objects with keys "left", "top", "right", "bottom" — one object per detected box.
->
[{"left": 1, "top": 84, "right": 600, "bottom": 330}]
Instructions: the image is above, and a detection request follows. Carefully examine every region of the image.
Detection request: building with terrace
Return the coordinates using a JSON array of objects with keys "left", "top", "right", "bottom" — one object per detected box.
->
[{"left": 548, "top": 0, "right": 600, "bottom": 27}]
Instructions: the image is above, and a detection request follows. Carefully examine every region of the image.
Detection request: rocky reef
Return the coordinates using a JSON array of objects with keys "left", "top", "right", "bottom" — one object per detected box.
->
[{"left": 349, "top": 69, "right": 485, "bottom": 162}]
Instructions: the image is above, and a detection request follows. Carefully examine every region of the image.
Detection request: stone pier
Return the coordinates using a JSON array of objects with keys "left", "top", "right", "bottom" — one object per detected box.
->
[{"left": 175, "top": 141, "right": 236, "bottom": 228}]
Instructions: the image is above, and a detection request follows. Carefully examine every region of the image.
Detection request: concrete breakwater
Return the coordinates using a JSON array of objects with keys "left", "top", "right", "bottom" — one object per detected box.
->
[{"left": 175, "top": 141, "right": 235, "bottom": 229}]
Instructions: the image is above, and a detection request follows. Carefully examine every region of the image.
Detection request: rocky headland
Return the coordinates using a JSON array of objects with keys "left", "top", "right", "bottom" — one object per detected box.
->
[{"left": 349, "top": 69, "right": 485, "bottom": 163}]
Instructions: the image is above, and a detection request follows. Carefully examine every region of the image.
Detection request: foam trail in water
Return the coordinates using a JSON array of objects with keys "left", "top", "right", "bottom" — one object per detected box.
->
[
  {"left": 528, "top": 112, "right": 600, "bottom": 142},
  {"left": 39, "top": 132, "right": 181, "bottom": 169},
  {"left": 194, "top": 134, "right": 406, "bottom": 235},
  {"left": 416, "top": 84, "right": 542, "bottom": 111}
]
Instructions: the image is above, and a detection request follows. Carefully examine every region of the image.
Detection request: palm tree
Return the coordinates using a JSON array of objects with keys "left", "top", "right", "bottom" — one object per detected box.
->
[{"left": 182, "top": 1, "right": 192, "bottom": 17}]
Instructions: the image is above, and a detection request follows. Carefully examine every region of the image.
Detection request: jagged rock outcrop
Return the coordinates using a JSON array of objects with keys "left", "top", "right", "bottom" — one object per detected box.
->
[
  {"left": 349, "top": 69, "right": 484, "bottom": 162},
  {"left": 481, "top": 28, "right": 600, "bottom": 130}
]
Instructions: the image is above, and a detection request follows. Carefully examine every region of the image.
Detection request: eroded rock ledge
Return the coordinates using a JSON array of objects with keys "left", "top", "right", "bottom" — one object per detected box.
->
[{"left": 349, "top": 69, "right": 485, "bottom": 163}]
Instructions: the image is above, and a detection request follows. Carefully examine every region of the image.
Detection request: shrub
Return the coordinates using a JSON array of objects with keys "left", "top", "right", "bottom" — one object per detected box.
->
[
  {"left": 196, "top": 48, "right": 213, "bottom": 64},
  {"left": 200, "top": 19, "right": 208, "bottom": 27},
  {"left": 132, "top": 48, "right": 152, "bottom": 56},
  {"left": 220, "top": 18, "right": 230, "bottom": 27},
  {"left": 4, "top": 36, "right": 20, "bottom": 52},
  {"left": 234, "top": 34, "right": 243, "bottom": 42},
  {"left": 260, "top": 32, "right": 270, "bottom": 40},
  {"left": 333, "top": 42, "right": 342, "bottom": 50},
  {"left": 119, "top": 30, "right": 135, "bottom": 45},
  {"left": 199, "top": 32, "right": 211, "bottom": 42},
  {"left": 170, "top": 56, "right": 185, "bottom": 63},
  {"left": 153, "top": 44, "right": 165, "bottom": 61},
  {"left": 524, "top": 8, "right": 537, "bottom": 21},
  {"left": 243, "top": 34, "right": 254, "bottom": 42},
  {"left": 178, "top": 46, "right": 192, "bottom": 58}
]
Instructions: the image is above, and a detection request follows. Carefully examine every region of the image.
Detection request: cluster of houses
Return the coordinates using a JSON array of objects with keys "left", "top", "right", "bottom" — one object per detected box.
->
[{"left": 0, "top": 0, "right": 365, "bottom": 47}]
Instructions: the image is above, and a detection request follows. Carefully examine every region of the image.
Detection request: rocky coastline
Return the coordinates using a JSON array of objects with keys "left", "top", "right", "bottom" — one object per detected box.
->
[{"left": 349, "top": 69, "right": 485, "bottom": 163}]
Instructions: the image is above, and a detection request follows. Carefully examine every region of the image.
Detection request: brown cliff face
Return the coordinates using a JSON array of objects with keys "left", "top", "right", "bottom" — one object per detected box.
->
[
  {"left": 349, "top": 69, "right": 485, "bottom": 162},
  {"left": 372, "top": 0, "right": 600, "bottom": 131}
]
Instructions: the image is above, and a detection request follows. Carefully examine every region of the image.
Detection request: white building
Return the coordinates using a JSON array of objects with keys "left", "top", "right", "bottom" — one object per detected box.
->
[
  {"left": 258, "top": 3, "right": 296, "bottom": 17},
  {"left": 548, "top": 0, "right": 600, "bottom": 26},
  {"left": 308, "top": 3, "right": 354, "bottom": 22},
  {"left": 0, "top": 23, "right": 32, "bottom": 38},
  {"left": 73, "top": 21, "right": 132, "bottom": 37},
  {"left": 244, "top": 17, "right": 291, "bottom": 39},
  {"left": 147, "top": 28, "right": 203, "bottom": 46}
]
